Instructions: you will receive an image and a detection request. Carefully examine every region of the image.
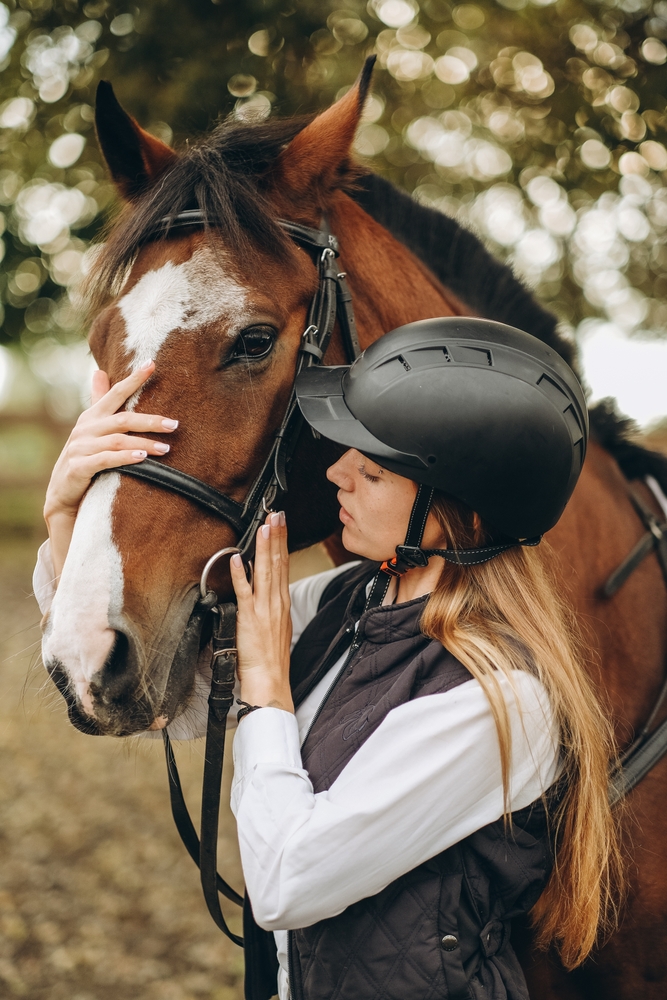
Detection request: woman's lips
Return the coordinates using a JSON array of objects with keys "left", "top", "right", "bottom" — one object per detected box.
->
[{"left": 339, "top": 505, "right": 353, "bottom": 525}]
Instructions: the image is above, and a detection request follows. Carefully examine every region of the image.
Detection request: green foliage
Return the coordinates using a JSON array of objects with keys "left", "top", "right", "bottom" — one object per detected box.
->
[{"left": 1, "top": 0, "right": 667, "bottom": 355}]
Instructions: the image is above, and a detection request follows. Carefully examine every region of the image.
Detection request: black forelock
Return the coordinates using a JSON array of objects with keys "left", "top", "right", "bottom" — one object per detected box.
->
[{"left": 91, "top": 113, "right": 315, "bottom": 301}]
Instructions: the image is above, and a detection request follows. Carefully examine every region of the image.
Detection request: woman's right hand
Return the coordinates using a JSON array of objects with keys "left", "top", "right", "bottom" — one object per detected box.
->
[{"left": 44, "top": 359, "right": 179, "bottom": 577}]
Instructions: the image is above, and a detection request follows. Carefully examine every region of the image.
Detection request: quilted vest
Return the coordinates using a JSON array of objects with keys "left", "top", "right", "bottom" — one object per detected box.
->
[{"left": 243, "top": 562, "right": 555, "bottom": 1000}]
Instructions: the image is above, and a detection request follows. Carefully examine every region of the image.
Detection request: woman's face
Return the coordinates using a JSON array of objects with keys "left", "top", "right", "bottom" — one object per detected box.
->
[{"left": 326, "top": 449, "right": 445, "bottom": 561}]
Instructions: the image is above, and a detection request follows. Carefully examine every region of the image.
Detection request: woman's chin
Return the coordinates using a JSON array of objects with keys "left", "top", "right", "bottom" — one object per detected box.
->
[
  {"left": 341, "top": 527, "right": 388, "bottom": 563},
  {"left": 341, "top": 525, "right": 366, "bottom": 557}
]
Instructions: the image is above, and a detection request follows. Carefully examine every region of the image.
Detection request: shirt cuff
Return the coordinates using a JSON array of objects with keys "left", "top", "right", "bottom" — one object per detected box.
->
[{"left": 231, "top": 707, "right": 302, "bottom": 813}]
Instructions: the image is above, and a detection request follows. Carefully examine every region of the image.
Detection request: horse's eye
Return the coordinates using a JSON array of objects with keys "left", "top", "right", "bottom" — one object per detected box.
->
[{"left": 231, "top": 327, "right": 275, "bottom": 361}]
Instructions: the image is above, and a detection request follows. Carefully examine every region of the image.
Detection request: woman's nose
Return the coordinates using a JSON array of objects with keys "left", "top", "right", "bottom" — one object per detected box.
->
[{"left": 326, "top": 449, "right": 355, "bottom": 490}]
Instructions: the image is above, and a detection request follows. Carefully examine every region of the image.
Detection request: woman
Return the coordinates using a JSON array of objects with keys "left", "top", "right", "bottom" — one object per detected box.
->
[{"left": 36, "top": 318, "right": 621, "bottom": 1000}]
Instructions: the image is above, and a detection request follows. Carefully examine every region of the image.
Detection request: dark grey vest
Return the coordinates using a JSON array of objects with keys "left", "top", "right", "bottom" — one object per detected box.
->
[{"left": 243, "top": 562, "right": 555, "bottom": 1000}]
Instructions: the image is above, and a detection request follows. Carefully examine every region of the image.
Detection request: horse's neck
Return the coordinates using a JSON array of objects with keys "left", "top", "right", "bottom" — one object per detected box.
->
[
  {"left": 548, "top": 439, "right": 667, "bottom": 744},
  {"left": 327, "top": 193, "right": 468, "bottom": 352}
]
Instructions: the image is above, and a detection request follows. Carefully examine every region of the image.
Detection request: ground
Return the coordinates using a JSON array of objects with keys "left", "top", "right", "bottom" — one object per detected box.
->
[{"left": 0, "top": 533, "right": 330, "bottom": 1000}]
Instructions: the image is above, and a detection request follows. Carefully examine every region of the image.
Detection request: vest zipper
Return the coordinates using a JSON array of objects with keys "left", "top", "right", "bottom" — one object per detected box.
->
[{"left": 299, "top": 626, "right": 360, "bottom": 749}]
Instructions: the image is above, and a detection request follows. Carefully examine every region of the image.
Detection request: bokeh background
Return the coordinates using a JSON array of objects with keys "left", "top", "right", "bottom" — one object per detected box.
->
[{"left": 1, "top": 0, "right": 667, "bottom": 997}]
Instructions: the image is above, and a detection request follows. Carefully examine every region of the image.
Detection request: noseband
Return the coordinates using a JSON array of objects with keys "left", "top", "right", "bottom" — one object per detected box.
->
[{"left": 114, "top": 213, "right": 361, "bottom": 567}]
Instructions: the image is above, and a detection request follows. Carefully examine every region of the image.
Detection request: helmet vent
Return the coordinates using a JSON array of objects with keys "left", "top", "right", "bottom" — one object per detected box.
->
[
  {"left": 452, "top": 346, "right": 493, "bottom": 366},
  {"left": 396, "top": 354, "right": 412, "bottom": 372},
  {"left": 442, "top": 348, "right": 452, "bottom": 362},
  {"left": 537, "top": 373, "right": 568, "bottom": 406}
]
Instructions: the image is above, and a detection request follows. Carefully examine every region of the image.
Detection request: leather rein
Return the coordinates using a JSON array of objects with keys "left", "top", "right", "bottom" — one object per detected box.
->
[
  {"left": 602, "top": 479, "right": 667, "bottom": 806},
  {"left": 114, "top": 213, "right": 361, "bottom": 946},
  {"left": 112, "top": 211, "right": 667, "bottom": 945}
]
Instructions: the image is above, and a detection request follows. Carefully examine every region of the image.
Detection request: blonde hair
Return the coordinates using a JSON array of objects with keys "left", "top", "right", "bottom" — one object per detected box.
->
[{"left": 420, "top": 493, "right": 624, "bottom": 970}]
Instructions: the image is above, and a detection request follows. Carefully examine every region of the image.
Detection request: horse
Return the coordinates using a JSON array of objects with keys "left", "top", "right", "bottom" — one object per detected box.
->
[{"left": 40, "top": 60, "right": 667, "bottom": 999}]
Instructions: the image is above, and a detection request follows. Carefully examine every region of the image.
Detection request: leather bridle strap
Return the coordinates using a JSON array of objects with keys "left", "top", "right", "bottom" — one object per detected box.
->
[
  {"left": 602, "top": 484, "right": 667, "bottom": 598},
  {"left": 116, "top": 459, "right": 250, "bottom": 536},
  {"left": 603, "top": 479, "right": 667, "bottom": 806},
  {"left": 162, "top": 600, "right": 244, "bottom": 944},
  {"left": 124, "top": 213, "right": 362, "bottom": 951}
]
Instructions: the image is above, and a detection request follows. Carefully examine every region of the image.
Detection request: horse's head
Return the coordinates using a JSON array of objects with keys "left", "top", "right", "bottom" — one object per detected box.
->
[{"left": 42, "top": 61, "right": 461, "bottom": 736}]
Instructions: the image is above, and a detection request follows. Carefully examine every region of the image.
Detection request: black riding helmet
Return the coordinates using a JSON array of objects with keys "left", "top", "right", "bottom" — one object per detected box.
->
[{"left": 295, "top": 317, "right": 587, "bottom": 574}]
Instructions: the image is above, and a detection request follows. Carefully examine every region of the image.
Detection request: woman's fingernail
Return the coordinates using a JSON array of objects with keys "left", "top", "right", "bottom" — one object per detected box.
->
[
  {"left": 270, "top": 512, "right": 281, "bottom": 527},
  {"left": 132, "top": 450, "right": 147, "bottom": 459},
  {"left": 154, "top": 442, "right": 170, "bottom": 454},
  {"left": 161, "top": 418, "right": 178, "bottom": 430},
  {"left": 231, "top": 554, "right": 242, "bottom": 567},
  {"left": 279, "top": 510, "right": 286, "bottom": 526},
  {"left": 138, "top": 358, "right": 153, "bottom": 371},
  {"left": 261, "top": 524, "right": 271, "bottom": 539}
]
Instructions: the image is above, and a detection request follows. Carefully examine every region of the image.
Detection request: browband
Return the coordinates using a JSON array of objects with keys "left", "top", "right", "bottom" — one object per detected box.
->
[{"left": 157, "top": 210, "right": 339, "bottom": 257}]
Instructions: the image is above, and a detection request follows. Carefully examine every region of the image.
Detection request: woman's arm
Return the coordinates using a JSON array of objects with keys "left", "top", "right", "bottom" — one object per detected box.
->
[
  {"left": 38, "top": 359, "right": 179, "bottom": 585},
  {"left": 230, "top": 672, "right": 559, "bottom": 931}
]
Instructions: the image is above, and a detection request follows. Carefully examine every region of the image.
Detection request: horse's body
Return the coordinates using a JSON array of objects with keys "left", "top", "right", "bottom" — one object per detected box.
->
[{"left": 41, "top": 69, "right": 667, "bottom": 997}]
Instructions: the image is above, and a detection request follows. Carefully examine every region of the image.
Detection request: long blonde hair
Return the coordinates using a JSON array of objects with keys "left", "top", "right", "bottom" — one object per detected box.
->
[{"left": 420, "top": 493, "right": 624, "bottom": 970}]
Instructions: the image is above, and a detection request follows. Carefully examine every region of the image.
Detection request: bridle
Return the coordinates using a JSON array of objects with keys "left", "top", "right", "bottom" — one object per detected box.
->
[
  {"left": 116, "top": 215, "right": 360, "bottom": 556},
  {"left": 113, "top": 211, "right": 362, "bottom": 946}
]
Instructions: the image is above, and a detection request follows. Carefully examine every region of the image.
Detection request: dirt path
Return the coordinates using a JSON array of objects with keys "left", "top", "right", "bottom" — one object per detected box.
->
[{"left": 0, "top": 539, "right": 330, "bottom": 1000}]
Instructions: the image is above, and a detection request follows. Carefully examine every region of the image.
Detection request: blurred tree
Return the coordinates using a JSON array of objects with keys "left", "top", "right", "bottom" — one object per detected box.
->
[{"left": 1, "top": 0, "right": 667, "bottom": 372}]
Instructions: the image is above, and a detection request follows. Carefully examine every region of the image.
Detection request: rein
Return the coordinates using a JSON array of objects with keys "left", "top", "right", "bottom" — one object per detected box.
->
[
  {"left": 603, "top": 477, "right": 667, "bottom": 805},
  {"left": 114, "top": 213, "right": 361, "bottom": 946}
]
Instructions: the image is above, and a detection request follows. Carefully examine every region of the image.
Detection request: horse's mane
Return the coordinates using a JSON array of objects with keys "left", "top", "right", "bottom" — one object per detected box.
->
[
  {"left": 92, "top": 112, "right": 667, "bottom": 493},
  {"left": 352, "top": 173, "right": 667, "bottom": 495},
  {"left": 352, "top": 174, "right": 575, "bottom": 367}
]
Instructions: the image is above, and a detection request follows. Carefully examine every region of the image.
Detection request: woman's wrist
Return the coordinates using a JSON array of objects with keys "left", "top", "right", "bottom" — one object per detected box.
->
[
  {"left": 44, "top": 501, "right": 77, "bottom": 527},
  {"left": 239, "top": 675, "right": 294, "bottom": 714},
  {"left": 44, "top": 508, "right": 77, "bottom": 579}
]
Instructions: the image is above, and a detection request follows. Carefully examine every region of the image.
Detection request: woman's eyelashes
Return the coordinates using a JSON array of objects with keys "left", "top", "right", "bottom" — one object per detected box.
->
[{"left": 358, "top": 464, "right": 381, "bottom": 483}]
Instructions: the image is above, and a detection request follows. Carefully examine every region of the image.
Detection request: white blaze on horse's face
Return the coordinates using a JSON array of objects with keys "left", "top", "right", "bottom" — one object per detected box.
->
[
  {"left": 120, "top": 245, "right": 250, "bottom": 392},
  {"left": 42, "top": 473, "right": 123, "bottom": 717},
  {"left": 42, "top": 246, "right": 250, "bottom": 725}
]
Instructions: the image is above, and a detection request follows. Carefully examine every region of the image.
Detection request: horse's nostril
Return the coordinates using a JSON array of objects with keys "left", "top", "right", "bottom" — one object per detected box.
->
[{"left": 104, "top": 630, "right": 130, "bottom": 679}]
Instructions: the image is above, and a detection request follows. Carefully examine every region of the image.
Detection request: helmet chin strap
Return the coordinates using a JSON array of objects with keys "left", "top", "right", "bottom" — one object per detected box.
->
[{"left": 365, "top": 484, "right": 541, "bottom": 612}]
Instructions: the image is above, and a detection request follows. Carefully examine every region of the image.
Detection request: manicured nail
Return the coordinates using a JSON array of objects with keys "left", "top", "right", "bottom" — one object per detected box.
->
[
  {"left": 161, "top": 418, "right": 178, "bottom": 430},
  {"left": 231, "top": 553, "right": 242, "bottom": 567},
  {"left": 138, "top": 358, "right": 153, "bottom": 370},
  {"left": 132, "top": 450, "right": 147, "bottom": 459},
  {"left": 261, "top": 525, "right": 271, "bottom": 539},
  {"left": 279, "top": 510, "right": 286, "bottom": 526},
  {"left": 154, "top": 442, "right": 170, "bottom": 454},
  {"left": 270, "top": 512, "right": 281, "bottom": 527}
]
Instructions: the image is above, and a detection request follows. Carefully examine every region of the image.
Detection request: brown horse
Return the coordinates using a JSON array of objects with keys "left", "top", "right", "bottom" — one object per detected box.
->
[{"left": 41, "top": 64, "right": 667, "bottom": 999}]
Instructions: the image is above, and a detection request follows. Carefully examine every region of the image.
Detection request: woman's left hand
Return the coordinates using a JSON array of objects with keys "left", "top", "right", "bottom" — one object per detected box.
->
[{"left": 229, "top": 511, "right": 294, "bottom": 714}]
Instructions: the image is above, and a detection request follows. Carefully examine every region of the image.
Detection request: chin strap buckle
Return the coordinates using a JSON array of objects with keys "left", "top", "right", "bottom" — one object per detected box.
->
[
  {"left": 394, "top": 545, "right": 430, "bottom": 570},
  {"left": 380, "top": 558, "right": 404, "bottom": 578}
]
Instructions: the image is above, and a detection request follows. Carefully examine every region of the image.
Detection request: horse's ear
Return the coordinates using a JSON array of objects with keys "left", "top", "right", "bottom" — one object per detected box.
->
[
  {"left": 274, "top": 56, "right": 375, "bottom": 197},
  {"left": 95, "top": 81, "right": 177, "bottom": 200}
]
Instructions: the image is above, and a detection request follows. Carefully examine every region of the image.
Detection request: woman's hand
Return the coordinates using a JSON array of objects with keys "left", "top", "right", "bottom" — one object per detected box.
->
[
  {"left": 44, "top": 359, "right": 179, "bottom": 578},
  {"left": 230, "top": 511, "right": 294, "bottom": 715}
]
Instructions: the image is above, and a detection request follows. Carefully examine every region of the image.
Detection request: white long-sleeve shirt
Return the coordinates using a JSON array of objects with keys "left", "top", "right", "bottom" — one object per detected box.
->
[{"left": 33, "top": 546, "right": 559, "bottom": 1000}]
